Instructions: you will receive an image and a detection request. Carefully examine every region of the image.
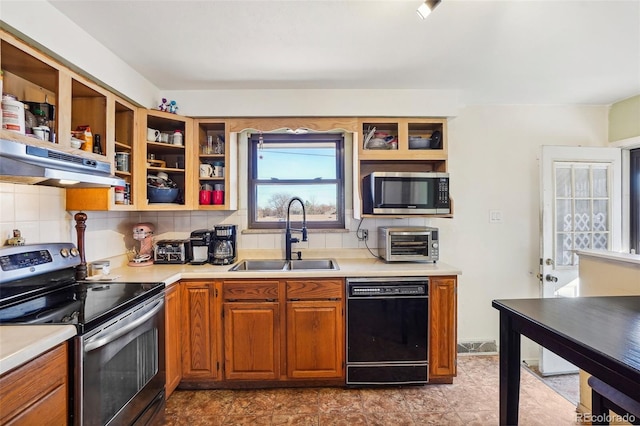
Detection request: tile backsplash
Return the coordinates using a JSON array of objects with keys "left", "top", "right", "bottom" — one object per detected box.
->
[{"left": 0, "top": 183, "right": 432, "bottom": 263}]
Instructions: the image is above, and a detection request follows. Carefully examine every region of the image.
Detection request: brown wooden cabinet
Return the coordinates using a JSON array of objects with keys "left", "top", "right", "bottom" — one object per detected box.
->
[
  {"left": 181, "top": 281, "right": 220, "bottom": 380},
  {"left": 222, "top": 280, "right": 280, "bottom": 380},
  {"left": 429, "top": 276, "right": 458, "bottom": 383},
  {"left": 0, "top": 342, "right": 69, "bottom": 425},
  {"left": 285, "top": 279, "right": 344, "bottom": 379},
  {"left": 165, "top": 283, "right": 182, "bottom": 397}
]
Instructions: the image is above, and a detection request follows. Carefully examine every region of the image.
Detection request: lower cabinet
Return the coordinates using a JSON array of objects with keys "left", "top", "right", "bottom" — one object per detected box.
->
[
  {"left": 0, "top": 343, "right": 69, "bottom": 425},
  {"left": 224, "top": 302, "right": 280, "bottom": 380},
  {"left": 286, "top": 279, "right": 344, "bottom": 379},
  {"left": 165, "top": 283, "right": 182, "bottom": 397},
  {"left": 221, "top": 278, "right": 345, "bottom": 382},
  {"left": 429, "top": 276, "right": 458, "bottom": 382},
  {"left": 181, "top": 281, "right": 220, "bottom": 381},
  {"left": 173, "top": 276, "right": 455, "bottom": 387}
]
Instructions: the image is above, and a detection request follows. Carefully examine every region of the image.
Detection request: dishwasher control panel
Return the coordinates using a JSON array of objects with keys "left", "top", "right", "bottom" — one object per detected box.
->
[{"left": 348, "top": 282, "right": 428, "bottom": 297}]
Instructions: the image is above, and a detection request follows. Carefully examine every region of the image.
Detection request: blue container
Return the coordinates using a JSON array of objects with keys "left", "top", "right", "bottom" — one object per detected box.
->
[{"left": 147, "top": 186, "right": 179, "bottom": 203}]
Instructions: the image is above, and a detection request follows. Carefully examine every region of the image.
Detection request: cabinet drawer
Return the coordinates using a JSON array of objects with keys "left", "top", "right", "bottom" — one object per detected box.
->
[
  {"left": 286, "top": 279, "right": 343, "bottom": 300},
  {"left": 223, "top": 280, "right": 279, "bottom": 300}
]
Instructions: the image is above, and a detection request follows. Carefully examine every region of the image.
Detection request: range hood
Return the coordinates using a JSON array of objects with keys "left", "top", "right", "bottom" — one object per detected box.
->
[{"left": 0, "top": 138, "right": 126, "bottom": 187}]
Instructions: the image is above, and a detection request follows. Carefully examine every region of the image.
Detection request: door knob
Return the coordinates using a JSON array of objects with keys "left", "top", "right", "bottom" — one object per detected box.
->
[{"left": 545, "top": 274, "right": 558, "bottom": 283}]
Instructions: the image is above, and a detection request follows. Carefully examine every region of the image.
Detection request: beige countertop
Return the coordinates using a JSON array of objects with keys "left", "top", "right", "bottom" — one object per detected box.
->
[
  {"left": 1, "top": 255, "right": 461, "bottom": 374},
  {"left": 0, "top": 325, "right": 76, "bottom": 375},
  {"left": 101, "top": 257, "right": 462, "bottom": 286}
]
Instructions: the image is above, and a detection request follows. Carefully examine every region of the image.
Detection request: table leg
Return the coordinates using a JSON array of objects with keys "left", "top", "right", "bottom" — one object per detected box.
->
[{"left": 499, "top": 311, "right": 521, "bottom": 425}]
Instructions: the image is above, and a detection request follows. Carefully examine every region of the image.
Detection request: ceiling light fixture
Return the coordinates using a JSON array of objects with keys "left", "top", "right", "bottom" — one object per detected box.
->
[{"left": 416, "top": 0, "right": 441, "bottom": 19}]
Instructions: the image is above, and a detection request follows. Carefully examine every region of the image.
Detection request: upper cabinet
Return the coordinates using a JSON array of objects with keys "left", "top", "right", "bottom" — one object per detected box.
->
[
  {"left": 1, "top": 31, "right": 110, "bottom": 163},
  {"left": 356, "top": 117, "right": 451, "bottom": 217},
  {"left": 139, "top": 110, "right": 193, "bottom": 210},
  {"left": 194, "top": 119, "right": 237, "bottom": 211},
  {"left": 358, "top": 117, "right": 447, "bottom": 165}
]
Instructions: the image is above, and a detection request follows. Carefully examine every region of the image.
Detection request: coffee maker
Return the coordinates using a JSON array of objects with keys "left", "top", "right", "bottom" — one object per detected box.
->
[
  {"left": 211, "top": 225, "right": 237, "bottom": 265},
  {"left": 189, "top": 229, "right": 213, "bottom": 265}
]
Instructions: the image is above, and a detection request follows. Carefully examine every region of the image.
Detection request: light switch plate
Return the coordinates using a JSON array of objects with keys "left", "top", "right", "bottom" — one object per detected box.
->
[{"left": 489, "top": 210, "right": 503, "bottom": 223}]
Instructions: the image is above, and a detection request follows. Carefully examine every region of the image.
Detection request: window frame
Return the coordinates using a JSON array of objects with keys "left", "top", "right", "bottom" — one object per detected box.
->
[
  {"left": 630, "top": 148, "right": 640, "bottom": 254},
  {"left": 247, "top": 132, "right": 345, "bottom": 230}
]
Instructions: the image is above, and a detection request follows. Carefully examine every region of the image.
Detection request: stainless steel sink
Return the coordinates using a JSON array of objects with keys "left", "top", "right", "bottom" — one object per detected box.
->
[
  {"left": 229, "top": 259, "right": 339, "bottom": 271},
  {"left": 288, "top": 259, "right": 339, "bottom": 271},
  {"left": 228, "top": 259, "right": 288, "bottom": 271}
]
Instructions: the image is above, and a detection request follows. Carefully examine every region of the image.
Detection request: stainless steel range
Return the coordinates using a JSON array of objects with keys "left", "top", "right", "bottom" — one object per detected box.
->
[{"left": 0, "top": 243, "right": 166, "bottom": 425}]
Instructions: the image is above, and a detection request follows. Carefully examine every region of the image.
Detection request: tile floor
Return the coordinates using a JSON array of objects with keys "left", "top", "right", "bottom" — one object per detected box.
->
[{"left": 165, "top": 355, "right": 580, "bottom": 425}]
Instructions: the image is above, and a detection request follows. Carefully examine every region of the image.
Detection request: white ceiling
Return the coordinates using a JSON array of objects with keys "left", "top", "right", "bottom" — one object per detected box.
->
[{"left": 48, "top": 0, "right": 640, "bottom": 105}]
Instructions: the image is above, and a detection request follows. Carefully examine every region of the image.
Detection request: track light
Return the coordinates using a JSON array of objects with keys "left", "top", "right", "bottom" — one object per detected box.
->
[{"left": 417, "top": 0, "right": 441, "bottom": 19}]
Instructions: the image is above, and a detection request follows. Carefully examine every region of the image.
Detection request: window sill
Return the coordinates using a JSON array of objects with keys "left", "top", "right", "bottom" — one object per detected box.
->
[{"left": 241, "top": 228, "right": 348, "bottom": 235}]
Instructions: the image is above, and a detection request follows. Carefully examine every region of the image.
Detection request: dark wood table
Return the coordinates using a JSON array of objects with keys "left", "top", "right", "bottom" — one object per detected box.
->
[{"left": 492, "top": 296, "right": 640, "bottom": 425}]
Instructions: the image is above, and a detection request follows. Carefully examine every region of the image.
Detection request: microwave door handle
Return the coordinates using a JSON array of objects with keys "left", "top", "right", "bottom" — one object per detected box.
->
[{"left": 84, "top": 299, "right": 164, "bottom": 352}]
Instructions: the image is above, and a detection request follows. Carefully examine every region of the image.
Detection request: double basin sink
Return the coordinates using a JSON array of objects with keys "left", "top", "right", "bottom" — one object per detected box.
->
[{"left": 229, "top": 259, "right": 339, "bottom": 272}]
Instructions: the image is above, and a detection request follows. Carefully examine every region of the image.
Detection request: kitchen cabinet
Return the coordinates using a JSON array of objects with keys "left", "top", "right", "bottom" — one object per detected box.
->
[
  {"left": 165, "top": 283, "right": 182, "bottom": 398},
  {"left": 0, "top": 342, "right": 69, "bottom": 425},
  {"left": 428, "top": 276, "right": 457, "bottom": 383},
  {"left": 138, "top": 110, "right": 194, "bottom": 209},
  {"left": 356, "top": 117, "right": 452, "bottom": 218},
  {"left": 1, "top": 30, "right": 111, "bottom": 161},
  {"left": 193, "top": 119, "right": 237, "bottom": 210},
  {"left": 66, "top": 97, "right": 138, "bottom": 210},
  {"left": 285, "top": 279, "right": 344, "bottom": 379},
  {"left": 222, "top": 280, "right": 281, "bottom": 380},
  {"left": 181, "top": 280, "right": 220, "bottom": 381}
]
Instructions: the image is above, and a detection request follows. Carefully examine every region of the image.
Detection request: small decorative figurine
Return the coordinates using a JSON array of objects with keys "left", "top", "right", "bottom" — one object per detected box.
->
[{"left": 158, "top": 98, "right": 179, "bottom": 114}]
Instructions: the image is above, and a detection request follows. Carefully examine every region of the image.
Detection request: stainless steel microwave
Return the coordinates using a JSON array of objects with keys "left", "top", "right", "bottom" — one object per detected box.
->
[
  {"left": 378, "top": 226, "right": 440, "bottom": 262},
  {"left": 362, "top": 172, "right": 450, "bottom": 215}
]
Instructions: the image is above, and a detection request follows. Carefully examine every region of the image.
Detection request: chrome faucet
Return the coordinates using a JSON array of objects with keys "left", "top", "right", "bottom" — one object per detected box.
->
[{"left": 285, "top": 196, "right": 308, "bottom": 261}]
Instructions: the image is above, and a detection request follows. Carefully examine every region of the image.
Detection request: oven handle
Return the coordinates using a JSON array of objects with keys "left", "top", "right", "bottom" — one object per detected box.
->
[{"left": 84, "top": 298, "right": 164, "bottom": 352}]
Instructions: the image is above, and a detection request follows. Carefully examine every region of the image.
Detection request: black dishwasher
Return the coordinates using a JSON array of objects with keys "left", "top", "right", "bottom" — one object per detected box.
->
[{"left": 346, "top": 277, "right": 429, "bottom": 386}]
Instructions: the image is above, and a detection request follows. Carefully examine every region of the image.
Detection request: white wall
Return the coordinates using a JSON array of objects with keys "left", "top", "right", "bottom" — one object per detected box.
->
[{"left": 436, "top": 104, "right": 608, "bottom": 358}]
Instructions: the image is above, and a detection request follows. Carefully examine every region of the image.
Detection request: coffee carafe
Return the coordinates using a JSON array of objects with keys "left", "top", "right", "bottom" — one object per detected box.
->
[
  {"left": 189, "top": 229, "right": 213, "bottom": 265},
  {"left": 211, "top": 225, "right": 237, "bottom": 265}
]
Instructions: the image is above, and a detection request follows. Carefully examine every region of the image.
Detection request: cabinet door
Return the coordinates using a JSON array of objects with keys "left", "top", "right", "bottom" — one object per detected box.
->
[
  {"left": 286, "top": 300, "right": 344, "bottom": 379},
  {"left": 181, "top": 281, "right": 218, "bottom": 380},
  {"left": 165, "top": 283, "right": 182, "bottom": 397},
  {"left": 0, "top": 343, "right": 68, "bottom": 425},
  {"left": 429, "top": 276, "right": 457, "bottom": 381},
  {"left": 224, "top": 302, "right": 280, "bottom": 380}
]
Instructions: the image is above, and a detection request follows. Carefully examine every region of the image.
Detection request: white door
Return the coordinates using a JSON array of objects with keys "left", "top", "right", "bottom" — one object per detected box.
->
[{"left": 539, "top": 145, "right": 622, "bottom": 375}]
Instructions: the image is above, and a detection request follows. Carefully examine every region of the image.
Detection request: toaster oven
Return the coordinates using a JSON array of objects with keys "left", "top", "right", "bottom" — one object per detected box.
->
[
  {"left": 378, "top": 226, "right": 439, "bottom": 262},
  {"left": 154, "top": 239, "right": 191, "bottom": 264}
]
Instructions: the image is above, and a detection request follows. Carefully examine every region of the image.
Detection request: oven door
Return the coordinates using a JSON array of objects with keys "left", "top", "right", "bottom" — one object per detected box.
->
[{"left": 76, "top": 293, "right": 165, "bottom": 426}]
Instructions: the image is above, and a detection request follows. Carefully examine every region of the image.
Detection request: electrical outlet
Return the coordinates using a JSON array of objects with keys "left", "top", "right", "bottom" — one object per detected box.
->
[{"left": 361, "top": 229, "right": 369, "bottom": 241}]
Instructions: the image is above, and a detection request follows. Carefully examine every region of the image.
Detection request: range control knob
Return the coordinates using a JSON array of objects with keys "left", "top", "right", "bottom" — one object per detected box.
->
[
  {"left": 70, "top": 247, "right": 79, "bottom": 257},
  {"left": 60, "top": 248, "right": 70, "bottom": 258},
  {"left": 432, "top": 242, "right": 439, "bottom": 249}
]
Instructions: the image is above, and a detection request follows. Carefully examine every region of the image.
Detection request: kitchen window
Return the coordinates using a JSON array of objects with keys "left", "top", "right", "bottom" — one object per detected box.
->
[{"left": 248, "top": 133, "right": 345, "bottom": 229}]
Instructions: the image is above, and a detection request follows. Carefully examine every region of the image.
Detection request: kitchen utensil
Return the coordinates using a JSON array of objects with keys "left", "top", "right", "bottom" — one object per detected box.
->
[
  {"left": 147, "top": 185, "right": 179, "bottom": 203},
  {"left": 199, "top": 189, "right": 212, "bottom": 205},
  {"left": 200, "top": 163, "right": 213, "bottom": 177},
  {"left": 213, "top": 190, "right": 224, "bottom": 205},
  {"left": 147, "top": 128, "right": 160, "bottom": 142},
  {"left": 115, "top": 152, "right": 130, "bottom": 171}
]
